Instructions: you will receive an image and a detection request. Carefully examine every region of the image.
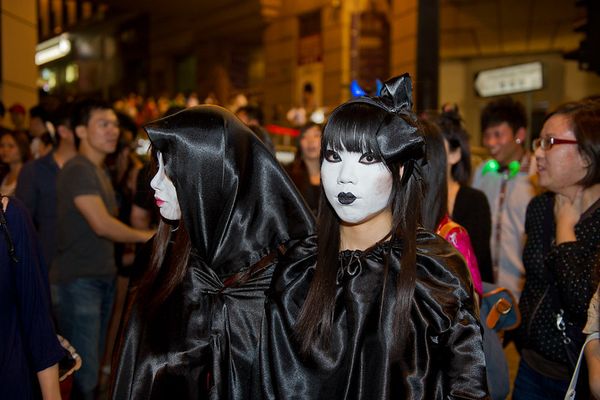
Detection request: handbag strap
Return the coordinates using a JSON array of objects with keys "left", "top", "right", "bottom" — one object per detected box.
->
[
  {"left": 564, "top": 331, "right": 600, "bottom": 400},
  {"left": 539, "top": 195, "right": 570, "bottom": 333}
]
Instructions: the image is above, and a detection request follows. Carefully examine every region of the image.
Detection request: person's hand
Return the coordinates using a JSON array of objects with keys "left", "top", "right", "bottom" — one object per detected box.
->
[
  {"left": 554, "top": 188, "right": 583, "bottom": 244},
  {"left": 57, "top": 335, "right": 82, "bottom": 382}
]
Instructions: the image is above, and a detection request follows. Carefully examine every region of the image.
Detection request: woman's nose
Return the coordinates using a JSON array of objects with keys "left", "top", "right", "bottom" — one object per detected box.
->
[
  {"left": 150, "top": 173, "right": 161, "bottom": 190},
  {"left": 337, "top": 162, "right": 356, "bottom": 184}
]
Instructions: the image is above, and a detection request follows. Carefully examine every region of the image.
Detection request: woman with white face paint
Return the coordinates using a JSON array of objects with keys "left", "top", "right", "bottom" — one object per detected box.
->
[
  {"left": 150, "top": 152, "right": 181, "bottom": 221},
  {"left": 256, "top": 74, "right": 488, "bottom": 399},
  {"left": 112, "top": 106, "right": 314, "bottom": 399}
]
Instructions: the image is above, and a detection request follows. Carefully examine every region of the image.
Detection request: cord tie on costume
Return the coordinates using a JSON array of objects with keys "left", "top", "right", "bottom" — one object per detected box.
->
[{"left": 337, "top": 251, "right": 363, "bottom": 284}]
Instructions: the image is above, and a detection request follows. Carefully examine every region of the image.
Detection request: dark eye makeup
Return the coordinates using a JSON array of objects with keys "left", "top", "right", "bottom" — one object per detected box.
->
[
  {"left": 359, "top": 152, "right": 381, "bottom": 164},
  {"left": 324, "top": 149, "right": 342, "bottom": 162},
  {"left": 324, "top": 149, "right": 381, "bottom": 164}
]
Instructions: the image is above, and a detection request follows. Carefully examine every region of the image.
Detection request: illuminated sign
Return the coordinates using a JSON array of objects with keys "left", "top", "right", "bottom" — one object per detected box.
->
[
  {"left": 474, "top": 62, "right": 543, "bottom": 97},
  {"left": 35, "top": 34, "right": 72, "bottom": 65}
]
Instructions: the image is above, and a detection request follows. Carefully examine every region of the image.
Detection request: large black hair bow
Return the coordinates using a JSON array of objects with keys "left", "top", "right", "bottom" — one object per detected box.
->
[{"left": 347, "top": 73, "right": 424, "bottom": 166}]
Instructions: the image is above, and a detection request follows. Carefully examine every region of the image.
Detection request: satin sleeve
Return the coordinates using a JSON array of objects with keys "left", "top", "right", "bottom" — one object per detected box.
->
[
  {"left": 442, "top": 302, "right": 489, "bottom": 399},
  {"left": 417, "top": 231, "right": 489, "bottom": 399}
]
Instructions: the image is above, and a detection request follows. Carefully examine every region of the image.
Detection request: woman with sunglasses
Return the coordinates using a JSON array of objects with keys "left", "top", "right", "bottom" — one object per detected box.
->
[{"left": 513, "top": 100, "right": 600, "bottom": 399}]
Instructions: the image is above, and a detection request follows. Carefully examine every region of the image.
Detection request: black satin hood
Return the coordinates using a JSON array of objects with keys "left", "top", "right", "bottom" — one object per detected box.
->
[
  {"left": 112, "top": 106, "right": 315, "bottom": 399},
  {"left": 145, "top": 105, "right": 315, "bottom": 276}
]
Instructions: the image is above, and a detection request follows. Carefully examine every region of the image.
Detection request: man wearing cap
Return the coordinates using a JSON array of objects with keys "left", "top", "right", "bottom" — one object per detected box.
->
[{"left": 8, "top": 103, "right": 27, "bottom": 132}]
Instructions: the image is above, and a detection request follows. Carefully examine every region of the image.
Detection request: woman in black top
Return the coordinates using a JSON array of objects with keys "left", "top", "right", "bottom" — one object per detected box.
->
[
  {"left": 285, "top": 123, "right": 322, "bottom": 215},
  {"left": 513, "top": 100, "right": 600, "bottom": 399},
  {"left": 436, "top": 112, "right": 494, "bottom": 283}
]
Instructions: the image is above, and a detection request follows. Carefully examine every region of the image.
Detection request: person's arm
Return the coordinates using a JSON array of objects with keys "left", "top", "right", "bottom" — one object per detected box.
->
[
  {"left": 554, "top": 190, "right": 583, "bottom": 244},
  {"left": 74, "top": 194, "right": 153, "bottom": 243},
  {"left": 547, "top": 192, "right": 598, "bottom": 318},
  {"left": 435, "top": 251, "right": 488, "bottom": 399},
  {"left": 470, "top": 189, "right": 493, "bottom": 284},
  {"left": 130, "top": 204, "right": 152, "bottom": 230},
  {"left": 37, "top": 364, "right": 61, "bottom": 400},
  {"left": 443, "top": 299, "right": 489, "bottom": 398},
  {"left": 585, "top": 338, "right": 600, "bottom": 399}
]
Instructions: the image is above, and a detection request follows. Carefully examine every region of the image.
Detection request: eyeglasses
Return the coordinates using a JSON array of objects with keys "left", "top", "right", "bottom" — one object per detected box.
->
[{"left": 532, "top": 137, "right": 578, "bottom": 151}]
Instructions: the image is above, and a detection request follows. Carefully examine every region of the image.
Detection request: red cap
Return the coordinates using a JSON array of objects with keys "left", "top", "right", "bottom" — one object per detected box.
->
[{"left": 8, "top": 103, "right": 26, "bottom": 114}]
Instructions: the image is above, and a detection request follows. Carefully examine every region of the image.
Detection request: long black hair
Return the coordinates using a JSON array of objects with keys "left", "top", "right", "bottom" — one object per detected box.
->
[
  {"left": 295, "top": 102, "right": 424, "bottom": 355},
  {"left": 436, "top": 111, "right": 472, "bottom": 185},
  {"left": 419, "top": 119, "right": 448, "bottom": 231},
  {"left": 136, "top": 149, "right": 191, "bottom": 317}
]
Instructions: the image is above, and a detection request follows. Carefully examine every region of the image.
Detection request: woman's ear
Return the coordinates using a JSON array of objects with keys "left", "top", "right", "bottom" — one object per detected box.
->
[
  {"left": 447, "top": 147, "right": 462, "bottom": 166},
  {"left": 399, "top": 165, "right": 404, "bottom": 178},
  {"left": 75, "top": 125, "right": 87, "bottom": 141},
  {"left": 579, "top": 151, "right": 592, "bottom": 169}
]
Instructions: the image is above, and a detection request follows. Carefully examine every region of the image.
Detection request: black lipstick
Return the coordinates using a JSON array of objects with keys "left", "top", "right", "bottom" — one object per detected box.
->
[{"left": 337, "top": 192, "right": 357, "bottom": 205}]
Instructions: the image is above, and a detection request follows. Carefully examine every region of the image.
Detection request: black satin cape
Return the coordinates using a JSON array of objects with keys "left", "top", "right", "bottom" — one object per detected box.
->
[
  {"left": 111, "top": 106, "right": 315, "bottom": 399},
  {"left": 254, "top": 230, "right": 489, "bottom": 399}
]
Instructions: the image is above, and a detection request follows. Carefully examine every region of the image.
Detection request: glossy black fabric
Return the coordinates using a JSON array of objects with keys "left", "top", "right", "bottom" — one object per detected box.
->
[
  {"left": 111, "top": 106, "right": 315, "bottom": 399},
  {"left": 255, "top": 230, "right": 489, "bottom": 399},
  {"left": 145, "top": 106, "right": 315, "bottom": 276}
]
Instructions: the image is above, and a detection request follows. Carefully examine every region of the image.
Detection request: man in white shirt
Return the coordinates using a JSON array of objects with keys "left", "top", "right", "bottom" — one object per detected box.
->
[{"left": 472, "top": 97, "right": 537, "bottom": 299}]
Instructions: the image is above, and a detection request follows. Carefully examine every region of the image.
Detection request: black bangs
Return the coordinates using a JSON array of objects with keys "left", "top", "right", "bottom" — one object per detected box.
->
[{"left": 323, "top": 102, "right": 387, "bottom": 155}]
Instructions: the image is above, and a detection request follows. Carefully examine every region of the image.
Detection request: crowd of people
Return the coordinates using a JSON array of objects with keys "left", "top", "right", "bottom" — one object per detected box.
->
[{"left": 0, "top": 72, "right": 599, "bottom": 400}]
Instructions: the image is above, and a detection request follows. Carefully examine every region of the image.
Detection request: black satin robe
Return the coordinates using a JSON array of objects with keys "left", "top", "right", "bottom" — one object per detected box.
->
[
  {"left": 112, "top": 249, "right": 285, "bottom": 399},
  {"left": 255, "top": 230, "right": 489, "bottom": 399},
  {"left": 111, "top": 106, "right": 315, "bottom": 399}
]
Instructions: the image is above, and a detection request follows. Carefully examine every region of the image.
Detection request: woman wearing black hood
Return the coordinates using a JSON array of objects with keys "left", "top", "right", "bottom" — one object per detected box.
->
[
  {"left": 111, "top": 105, "right": 315, "bottom": 399},
  {"left": 254, "top": 74, "right": 488, "bottom": 399}
]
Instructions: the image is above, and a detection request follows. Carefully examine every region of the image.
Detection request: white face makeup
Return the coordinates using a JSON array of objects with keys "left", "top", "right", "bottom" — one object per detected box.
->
[
  {"left": 150, "top": 151, "right": 181, "bottom": 221},
  {"left": 321, "top": 147, "right": 393, "bottom": 224}
]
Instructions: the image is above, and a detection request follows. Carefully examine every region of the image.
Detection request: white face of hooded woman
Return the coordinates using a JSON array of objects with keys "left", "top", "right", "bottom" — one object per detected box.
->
[
  {"left": 150, "top": 151, "right": 181, "bottom": 221},
  {"left": 321, "top": 146, "right": 393, "bottom": 224}
]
